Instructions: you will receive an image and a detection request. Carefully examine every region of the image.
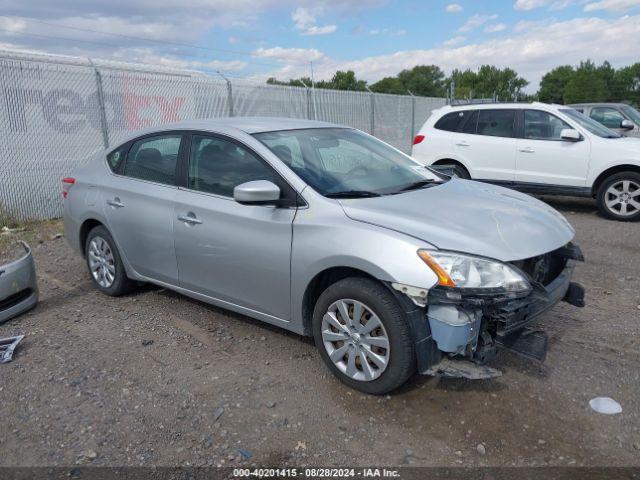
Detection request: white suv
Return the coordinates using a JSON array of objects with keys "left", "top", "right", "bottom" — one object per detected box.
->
[{"left": 412, "top": 102, "right": 640, "bottom": 221}]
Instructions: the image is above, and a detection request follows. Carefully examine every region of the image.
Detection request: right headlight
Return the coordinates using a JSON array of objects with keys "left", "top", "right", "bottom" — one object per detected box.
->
[{"left": 418, "top": 250, "right": 531, "bottom": 292}]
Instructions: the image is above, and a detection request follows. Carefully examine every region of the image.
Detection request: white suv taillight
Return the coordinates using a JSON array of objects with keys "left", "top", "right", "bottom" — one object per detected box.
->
[{"left": 413, "top": 134, "right": 425, "bottom": 145}]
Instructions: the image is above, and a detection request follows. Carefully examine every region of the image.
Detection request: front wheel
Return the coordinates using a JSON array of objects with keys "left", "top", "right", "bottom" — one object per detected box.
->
[
  {"left": 596, "top": 172, "right": 640, "bottom": 221},
  {"left": 312, "top": 277, "right": 416, "bottom": 394}
]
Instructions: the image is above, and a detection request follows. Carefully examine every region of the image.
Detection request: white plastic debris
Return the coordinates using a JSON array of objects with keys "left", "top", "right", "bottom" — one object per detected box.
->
[{"left": 589, "top": 397, "right": 622, "bottom": 415}]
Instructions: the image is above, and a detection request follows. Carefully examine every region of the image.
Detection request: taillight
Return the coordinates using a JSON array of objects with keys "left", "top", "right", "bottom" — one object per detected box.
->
[
  {"left": 413, "top": 134, "right": 425, "bottom": 145},
  {"left": 62, "top": 177, "right": 75, "bottom": 199}
]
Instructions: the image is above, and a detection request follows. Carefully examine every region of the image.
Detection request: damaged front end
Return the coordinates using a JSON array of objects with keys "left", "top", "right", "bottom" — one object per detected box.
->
[{"left": 396, "top": 243, "right": 585, "bottom": 380}]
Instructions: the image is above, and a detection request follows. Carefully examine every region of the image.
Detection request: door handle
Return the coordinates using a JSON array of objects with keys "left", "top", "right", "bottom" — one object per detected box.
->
[
  {"left": 107, "top": 198, "right": 125, "bottom": 208},
  {"left": 519, "top": 147, "right": 535, "bottom": 153},
  {"left": 456, "top": 141, "right": 470, "bottom": 147},
  {"left": 178, "top": 213, "right": 203, "bottom": 225}
]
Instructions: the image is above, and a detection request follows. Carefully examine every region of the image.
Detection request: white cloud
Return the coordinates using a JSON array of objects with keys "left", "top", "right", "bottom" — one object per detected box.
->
[
  {"left": 302, "top": 24, "right": 337, "bottom": 35},
  {"left": 443, "top": 36, "right": 466, "bottom": 46},
  {"left": 584, "top": 0, "right": 640, "bottom": 12},
  {"left": 253, "top": 46, "right": 325, "bottom": 63},
  {"left": 292, "top": 7, "right": 316, "bottom": 29},
  {"left": 514, "top": 0, "right": 550, "bottom": 10},
  {"left": 549, "top": 0, "right": 573, "bottom": 10},
  {"left": 457, "top": 13, "right": 498, "bottom": 33},
  {"left": 262, "top": 14, "right": 640, "bottom": 92},
  {"left": 291, "top": 7, "right": 337, "bottom": 36},
  {"left": 514, "top": 0, "right": 574, "bottom": 10},
  {"left": 445, "top": 3, "right": 463, "bottom": 13},
  {"left": 369, "top": 27, "right": 406, "bottom": 36},
  {"left": 485, "top": 23, "right": 507, "bottom": 32}
]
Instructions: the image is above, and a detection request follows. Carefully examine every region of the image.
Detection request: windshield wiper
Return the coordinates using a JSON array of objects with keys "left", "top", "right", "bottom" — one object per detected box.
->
[
  {"left": 325, "top": 190, "right": 382, "bottom": 198},
  {"left": 397, "top": 179, "right": 442, "bottom": 192}
]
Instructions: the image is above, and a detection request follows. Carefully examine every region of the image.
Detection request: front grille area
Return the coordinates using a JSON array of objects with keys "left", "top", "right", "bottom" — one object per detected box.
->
[
  {"left": 0, "top": 289, "right": 33, "bottom": 311},
  {"left": 510, "top": 249, "right": 567, "bottom": 286}
]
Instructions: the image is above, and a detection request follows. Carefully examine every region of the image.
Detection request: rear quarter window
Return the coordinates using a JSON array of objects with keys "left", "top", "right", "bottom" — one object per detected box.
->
[
  {"left": 434, "top": 111, "right": 467, "bottom": 132},
  {"left": 106, "top": 146, "right": 127, "bottom": 172}
]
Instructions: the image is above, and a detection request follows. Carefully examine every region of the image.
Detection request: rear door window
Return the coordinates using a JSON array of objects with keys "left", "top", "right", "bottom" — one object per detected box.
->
[
  {"left": 124, "top": 135, "right": 182, "bottom": 186},
  {"left": 477, "top": 109, "right": 516, "bottom": 138},
  {"left": 106, "top": 146, "right": 127, "bottom": 172}
]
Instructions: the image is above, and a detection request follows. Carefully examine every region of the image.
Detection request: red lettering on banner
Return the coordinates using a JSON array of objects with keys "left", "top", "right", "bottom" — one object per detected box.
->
[{"left": 156, "top": 96, "right": 185, "bottom": 122}]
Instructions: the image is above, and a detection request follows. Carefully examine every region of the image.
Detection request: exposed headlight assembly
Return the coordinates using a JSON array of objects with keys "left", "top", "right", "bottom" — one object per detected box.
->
[{"left": 418, "top": 250, "right": 530, "bottom": 293}]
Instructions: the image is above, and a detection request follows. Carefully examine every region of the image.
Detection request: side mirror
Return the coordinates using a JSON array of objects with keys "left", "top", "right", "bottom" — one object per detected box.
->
[
  {"left": 234, "top": 180, "right": 281, "bottom": 206},
  {"left": 560, "top": 129, "right": 581, "bottom": 142},
  {"left": 621, "top": 119, "right": 635, "bottom": 130}
]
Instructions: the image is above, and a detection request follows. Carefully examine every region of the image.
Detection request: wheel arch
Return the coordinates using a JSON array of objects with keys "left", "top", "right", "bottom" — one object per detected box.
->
[
  {"left": 301, "top": 266, "right": 380, "bottom": 336},
  {"left": 79, "top": 219, "right": 106, "bottom": 257},
  {"left": 432, "top": 158, "right": 471, "bottom": 177},
  {"left": 592, "top": 164, "right": 640, "bottom": 197}
]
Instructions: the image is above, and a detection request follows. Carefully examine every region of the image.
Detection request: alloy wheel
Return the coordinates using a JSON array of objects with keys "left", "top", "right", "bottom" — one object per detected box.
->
[
  {"left": 321, "top": 299, "right": 390, "bottom": 382},
  {"left": 605, "top": 180, "right": 640, "bottom": 217},
  {"left": 88, "top": 236, "right": 116, "bottom": 288}
]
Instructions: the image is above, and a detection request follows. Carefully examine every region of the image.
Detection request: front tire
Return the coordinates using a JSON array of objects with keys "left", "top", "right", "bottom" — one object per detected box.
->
[
  {"left": 312, "top": 277, "right": 416, "bottom": 394},
  {"left": 596, "top": 172, "right": 640, "bottom": 221},
  {"left": 85, "top": 226, "right": 136, "bottom": 296}
]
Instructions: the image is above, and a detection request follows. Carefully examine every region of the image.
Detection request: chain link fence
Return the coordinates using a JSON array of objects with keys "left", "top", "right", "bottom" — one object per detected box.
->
[{"left": 0, "top": 50, "right": 446, "bottom": 223}]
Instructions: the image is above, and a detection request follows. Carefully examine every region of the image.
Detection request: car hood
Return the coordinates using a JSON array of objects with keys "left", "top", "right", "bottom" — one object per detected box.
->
[{"left": 339, "top": 179, "right": 575, "bottom": 262}]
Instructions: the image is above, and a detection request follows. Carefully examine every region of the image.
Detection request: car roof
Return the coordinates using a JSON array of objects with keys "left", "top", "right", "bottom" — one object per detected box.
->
[
  {"left": 115, "top": 117, "right": 341, "bottom": 145},
  {"left": 568, "top": 102, "right": 627, "bottom": 108},
  {"left": 441, "top": 101, "right": 565, "bottom": 111}
]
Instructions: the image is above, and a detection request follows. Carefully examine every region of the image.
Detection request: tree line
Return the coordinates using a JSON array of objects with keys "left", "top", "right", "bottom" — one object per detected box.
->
[{"left": 266, "top": 60, "right": 640, "bottom": 106}]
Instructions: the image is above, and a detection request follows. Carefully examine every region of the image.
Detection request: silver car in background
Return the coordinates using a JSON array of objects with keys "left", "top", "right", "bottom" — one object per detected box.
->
[
  {"left": 63, "top": 118, "right": 585, "bottom": 394},
  {"left": 569, "top": 103, "right": 640, "bottom": 137}
]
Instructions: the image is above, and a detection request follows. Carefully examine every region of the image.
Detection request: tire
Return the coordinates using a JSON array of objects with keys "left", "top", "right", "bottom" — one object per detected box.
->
[
  {"left": 312, "top": 277, "right": 416, "bottom": 394},
  {"left": 596, "top": 171, "right": 640, "bottom": 221},
  {"left": 85, "top": 225, "right": 136, "bottom": 296},
  {"left": 437, "top": 162, "right": 470, "bottom": 179}
]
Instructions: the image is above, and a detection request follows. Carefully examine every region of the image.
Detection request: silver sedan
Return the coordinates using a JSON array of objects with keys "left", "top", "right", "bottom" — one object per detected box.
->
[{"left": 63, "top": 117, "right": 584, "bottom": 394}]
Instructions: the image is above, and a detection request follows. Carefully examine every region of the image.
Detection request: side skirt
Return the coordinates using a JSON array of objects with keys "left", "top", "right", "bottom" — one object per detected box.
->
[{"left": 476, "top": 179, "right": 592, "bottom": 198}]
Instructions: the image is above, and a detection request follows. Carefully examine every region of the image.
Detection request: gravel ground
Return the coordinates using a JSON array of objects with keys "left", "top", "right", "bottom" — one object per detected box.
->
[{"left": 0, "top": 196, "right": 638, "bottom": 468}]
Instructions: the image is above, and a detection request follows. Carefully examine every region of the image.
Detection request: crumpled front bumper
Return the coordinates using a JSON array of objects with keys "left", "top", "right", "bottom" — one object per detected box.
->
[
  {"left": 0, "top": 241, "right": 39, "bottom": 323},
  {"left": 413, "top": 245, "right": 585, "bottom": 377}
]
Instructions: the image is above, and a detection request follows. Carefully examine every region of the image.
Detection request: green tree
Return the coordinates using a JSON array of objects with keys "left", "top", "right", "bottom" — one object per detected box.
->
[
  {"left": 369, "top": 76, "right": 406, "bottom": 94},
  {"left": 447, "top": 66, "right": 528, "bottom": 100},
  {"left": 613, "top": 63, "right": 640, "bottom": 106},
  {"left": 538, "top": 65, "right": 574, "bottom": 104},
  {"left": 327, "top": 70, "right": 367, "bottom": 91},
  {"left": 564, "top": 60, "right": 608, "bottom": 104},
  {"left": 370, "top": 65, "right": 446, "bottom": 96},
  {"left": 396, "top": 65, "right": 447, "bottom": 97}
]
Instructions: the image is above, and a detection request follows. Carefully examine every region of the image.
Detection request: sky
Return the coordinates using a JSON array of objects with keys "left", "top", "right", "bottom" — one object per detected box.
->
[{"left": 0, "top": 0, "right": 639, "bottom": 92}]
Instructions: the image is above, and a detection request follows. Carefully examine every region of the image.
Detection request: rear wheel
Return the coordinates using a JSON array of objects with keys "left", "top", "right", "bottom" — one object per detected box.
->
[
  {"left": 596, "top": 172, "right": 640, "bottom": 221},
  {"left": 85, "top": 226, "right": 136, "bottom": 296},
  {"left": 312, "top": 277, "right": 415, "bottom": 394}
]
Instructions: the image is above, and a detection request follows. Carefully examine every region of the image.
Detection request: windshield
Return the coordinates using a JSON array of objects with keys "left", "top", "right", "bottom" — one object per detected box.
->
[
  {"left": 253, "top": 128, "right": 443, "bottom": 197},
  {"left": 621, "top": 105, "right": 640, "bottom": 125},
  {"left": 560, "top": 108, "right": 621, "bottom": 138}
]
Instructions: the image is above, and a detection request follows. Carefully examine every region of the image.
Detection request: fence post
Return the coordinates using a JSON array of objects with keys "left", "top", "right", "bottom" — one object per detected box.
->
[
  {"left": 299, "top": 79, "right": 312, "bottom": 120},
  {"left": 89, "top": 59, "right": 109, "bottom": 149},
  {"left": 366, "top": 86, "right": 375, "bottom": 136},
  {"left": 407, "top": 90, "right": 417, "bottom": 151},
  {"left": 216, "top": 71, "right": 234, "bottom": 116}
]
